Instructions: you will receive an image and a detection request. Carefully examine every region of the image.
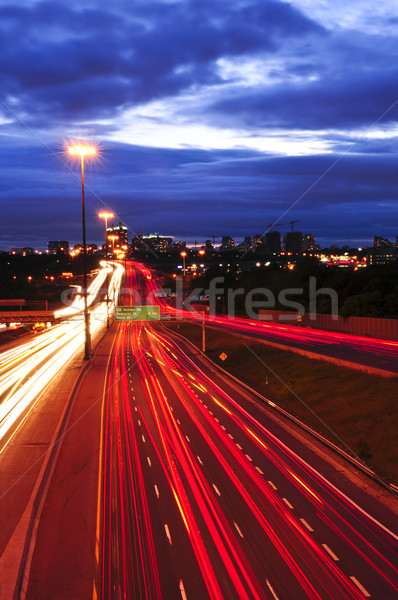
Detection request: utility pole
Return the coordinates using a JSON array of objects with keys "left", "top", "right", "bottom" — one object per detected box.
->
[{"left": 202, "top": 310, "right": 206, "bottom": 353}]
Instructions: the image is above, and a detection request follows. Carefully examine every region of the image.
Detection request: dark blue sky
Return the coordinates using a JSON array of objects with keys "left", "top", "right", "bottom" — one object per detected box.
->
[{"left": 1, "top": 0, "right": 397, "bottom": 250}]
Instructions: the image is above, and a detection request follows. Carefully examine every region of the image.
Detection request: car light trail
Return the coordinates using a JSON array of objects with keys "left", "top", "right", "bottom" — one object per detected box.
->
[{"left": 0, "top": 262, "right": 124, "bottom": 444}]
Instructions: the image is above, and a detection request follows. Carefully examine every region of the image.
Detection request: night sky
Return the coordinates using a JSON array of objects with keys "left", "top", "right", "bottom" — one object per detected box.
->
[{"left": 1, "top": 0, "right": 398, "bottom": 250}]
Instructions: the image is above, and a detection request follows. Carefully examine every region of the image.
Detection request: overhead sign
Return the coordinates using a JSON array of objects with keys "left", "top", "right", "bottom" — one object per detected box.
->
[{"left": 115, "top": 306, "right": 160, "bottom": 321}]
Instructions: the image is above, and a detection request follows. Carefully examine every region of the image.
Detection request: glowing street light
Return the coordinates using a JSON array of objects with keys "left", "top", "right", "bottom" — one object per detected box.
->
[
  {"left": 181, "top": 250, "right": 187, "bottom": 276},
  {"left": 99, "top": 211, "right": 114, "bottom": 328},
  {"left": 108, "top": 234, "right": 118, "bottom": 255},
  {"left": 68, "top": 143, "right": 96, "bottom": 360}
]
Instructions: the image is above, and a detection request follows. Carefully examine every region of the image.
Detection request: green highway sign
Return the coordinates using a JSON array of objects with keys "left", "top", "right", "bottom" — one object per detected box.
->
[{"left": 115, "top": 306, "right": 160, "bottom": 321}]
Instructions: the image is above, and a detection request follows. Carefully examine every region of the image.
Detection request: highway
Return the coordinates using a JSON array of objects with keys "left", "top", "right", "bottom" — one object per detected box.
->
[
  {"left": 0, "top": 261, "right": 123, "bottom": 446},
  {"left": 2, "top": 261, "right": 397, "bottom": 599},
  {"left": 94, "top": 263, "right": 398, "bottom": 599}
]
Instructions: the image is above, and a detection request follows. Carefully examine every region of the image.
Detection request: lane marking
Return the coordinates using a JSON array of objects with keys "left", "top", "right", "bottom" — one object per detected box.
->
[
  {"left": 221, "top": 425, "right": 226, "bottom": 430},
  {"left": 212, "top": 484, "right": 221, "bottom": 496},
  {"left": 282, "top": 498, "right": 294, "bottom": 509},
  {"left": 266, "top": 579, "right": 280, "bottom": 600},
  {"left": 350, "top": 577, "right": 371, "bottom": 597},
  {"left": 233, "top": 521, "right": 244, "bottom": 538},
  {"left": 164, "top": 524, "right": 172, "bottom": 545},
  {"left": 236, "top": 444, "right": 243, "bottom": 450},
  {"left": 138, "top": 419, "right": 141, "bottom": 426},
  {"left": 179, "top": 579, "right": 188, "bottom": 600},
  {"left": 300, "top": 518, "right": 314, "bottom": 532},
  {"left": 142, "top": 434, "right": 146, "bottom": 443},
  {"left": 268, "top": 481, "right": 277, "bottom": 490},
  {"left": 197, "top": 456, "right": 203, "bottom": 465},
  {"left": 245, "top": 454, "right": 253, "bottom": 462},
  {"left": 177, "top": 419, "right": 181, "bottom": 425},
  {"left": 134, "top": 406, "right": 138, "bottom": 412},
  {"left": 147, "top": 457, "right": 152, "bottom": 467},
  {"left": 255, "top": 466, "right": 264, "bottom": 474},
  {"left": 154, "top": 485, "right": 160, "bottom": 498},
  {"left": 130, "top": 387, "right": 134, "bottom": 391},
  {"left": 185, "top": 435, "right": 190, "bottom": 442},
  {"left": 228, "top": 433, "right": 234, "bottom": 439},
  {"left": 322, "top": 543, "right": 339, "bottom": 561}
]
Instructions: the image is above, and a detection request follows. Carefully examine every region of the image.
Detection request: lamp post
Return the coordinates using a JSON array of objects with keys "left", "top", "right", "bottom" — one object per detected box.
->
[
  {"left": 99, "top": 211, "right": 114, "bottom": 328},
  {"left": 68, "top": 143, "right": 96, "bottom": 360},
  {"left": 181, "top": 250, "right": 187, "bottom": 276},
  {"left": 108, "top": 235, "right": 118, "bottom": 256}
]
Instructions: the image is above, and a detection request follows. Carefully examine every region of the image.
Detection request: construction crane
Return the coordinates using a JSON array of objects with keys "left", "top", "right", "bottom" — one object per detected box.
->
[
  {"left": 207, "top": 236, "right": 219, "bottom": 245},
  {"left": 289, "top": 220, "right": 300, "bottom": 232}
]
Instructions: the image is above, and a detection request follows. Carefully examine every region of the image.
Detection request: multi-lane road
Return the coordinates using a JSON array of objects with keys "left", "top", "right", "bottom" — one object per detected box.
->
[{"left": 1, "top": 261, "right": 397, "bottom": 599}]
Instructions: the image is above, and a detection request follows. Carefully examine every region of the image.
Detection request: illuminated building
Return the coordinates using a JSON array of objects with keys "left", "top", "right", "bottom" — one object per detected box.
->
[
  {"left": 48, "top": 240, "right": 69, "bottom": 254},
  {"left": 11, "top": 247, "right": 35, "bottom": 256},
  {"left": 220, "top": 236, "right": 235, "bottom": 251},
  {"left": 106, "top": 222, "right": 128, "bottom": 251},
  {"left": 302, "top": 233, "right": 316, "bottom": 253}
]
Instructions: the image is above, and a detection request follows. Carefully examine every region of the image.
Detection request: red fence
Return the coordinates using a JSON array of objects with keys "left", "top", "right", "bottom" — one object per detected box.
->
[{"left": 258, "top": 310, "right": 398, "bottom": 340}]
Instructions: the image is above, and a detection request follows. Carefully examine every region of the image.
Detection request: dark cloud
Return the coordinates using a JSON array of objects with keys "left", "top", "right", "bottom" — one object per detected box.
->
[{"left": 0, "top": 0, "right": 397, "bottom": 248}]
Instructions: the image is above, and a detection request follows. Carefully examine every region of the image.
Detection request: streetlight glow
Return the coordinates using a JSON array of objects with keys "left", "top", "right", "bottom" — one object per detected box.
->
[
  {"left": 98, "top": 211, "right": 115, "bottom": 328},
  {"left": 68, "top": 144, "right": 96, "bottom": 156}
]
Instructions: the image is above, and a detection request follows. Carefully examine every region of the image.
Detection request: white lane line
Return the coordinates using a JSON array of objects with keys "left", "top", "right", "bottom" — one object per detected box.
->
[
  {"left": 197, "top": 456, "right": 203, "bottom": 466},
  {"left": 255, "top": 466, "right": 264, "bottom": 474},
  {"left": 282, "top": 498, "right": 294, "bottom": 509},
  {"left": 147, "top": 457, "right": 152, "bottom": 467},
  {"left": 138, "top": 419, "right": 141, "bottom": 426},
  {"left": 212, "top": 484, "right": 221, "bottom": 496},
  {"left": 185, "top": 435, "right": 190, "bottom": 442},
  {"left": 142, "top": 434, "right": 146, "bottom": 443},
  {"left": 133, "top": 396, "right": 135, "bottom": 400},
  {"left": 300, "top": 518, "right": 314, "bottom": 532},
  {"left": 268, "top": 480, "right": 277, "bottom": 490},
  {"left": 233, "top": 522, "right": 244, "bottom": 538},
  {"left": 228, "top": 433, "right": 234, "bottom": 439},
  {"left": 209, "top": 410, "right": 213, "bottom": 415},
  {"left": 214, "top": 417, "right": 219, "bottom": 422},
  {"left": 134, "top": 406, "right": 138, "bottom": 412},
  {"left": 164, "top": 524, "right": 172, "bottom": 545},
  {"left": 154, "top": 485, "right": 160, "bottom": 498},
  {"left": 131, "top": 387, "right": 134, "bottom": 391},
  {"left": 245, "top": 454, "right": 253, "bottom": 462},
  {"left": 236, "top": 444, "right": 243, "bottom": 450},
  {"left": 177, "top": 419, "right": 181, "bottom": 425},
  {"left": 221, "top": 425, "right": 226, "bottom": 430},
  {"left": 179, "top": 579, "right": 188, "bottom": 600},
  {"left": 266, "top": 579, "right": 280, "bottom": 600},
  {"left": 350, "top": 576, "right": 371, "bottom": 597},
  {"left": 322, "top": 543, "right": 339, "bottom": 561}
]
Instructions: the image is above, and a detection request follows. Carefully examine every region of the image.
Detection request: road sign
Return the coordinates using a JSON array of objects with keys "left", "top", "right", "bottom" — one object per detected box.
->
[
  {"left": 115, "top": 306, "right": 160, "bottom": 321},
  {"left": 219, "top": 352, "right": 228, "bottom": 361}
]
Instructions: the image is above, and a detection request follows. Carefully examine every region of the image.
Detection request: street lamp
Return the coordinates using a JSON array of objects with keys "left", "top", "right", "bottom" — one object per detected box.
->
[
  {"left": 180, "top": 250, "right": 187, "bottom": 276},
  {"left": 108, "top": 235, "right": 118, "bottom": 256},
  {"left": 68, "top": 143, "right": 96, "bottom": 360},
  {"left": 99, "top": 211, "right": 114, "bottom": 328}
]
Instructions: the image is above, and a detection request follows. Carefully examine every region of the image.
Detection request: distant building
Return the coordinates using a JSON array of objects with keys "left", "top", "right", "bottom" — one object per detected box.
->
[
  {"left": 374, "top": 236, "right": 395, "bottom": 248},
  {"left": 48, "top": 240, "right": 69, "bottom": 254},
  {"left": 73, "top": 243, "right": 97, "bottom": 255},
  {"left": 107, "top": 222, "right": 129, "bottom": 251},
  {"left": 220, "top": 236, "right": 235, "bottom": 251},
  {"left": 11, "top": 247, "right": 35, "bottom": 256},
  {"left": 302, "top": 233, "right": 316, "bottom": 253},
  {"left": 265, "top": 230, "right": 281, "bottom": 253},
  {"left": 141, "top": 233, "right": 172, "bottom": 253},
  {"left": 368, "top": 236, "right": 398, "bottom": 265},
  {"left": 283, "top": 231, "right": 302, "bottom": 254},
  {"left": 205, "top": 240, "right": 214, "bottom": 252}
]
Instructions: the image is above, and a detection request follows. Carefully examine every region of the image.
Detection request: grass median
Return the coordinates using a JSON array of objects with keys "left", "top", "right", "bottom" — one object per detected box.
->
[{"left": 163, "top": 321, "right": 398, "bottom": 485}]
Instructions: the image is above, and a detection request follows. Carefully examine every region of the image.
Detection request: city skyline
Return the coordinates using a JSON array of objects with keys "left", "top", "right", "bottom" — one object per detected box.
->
[{"left": 1, "top": 1, "right": 398, "bottom": 248}]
